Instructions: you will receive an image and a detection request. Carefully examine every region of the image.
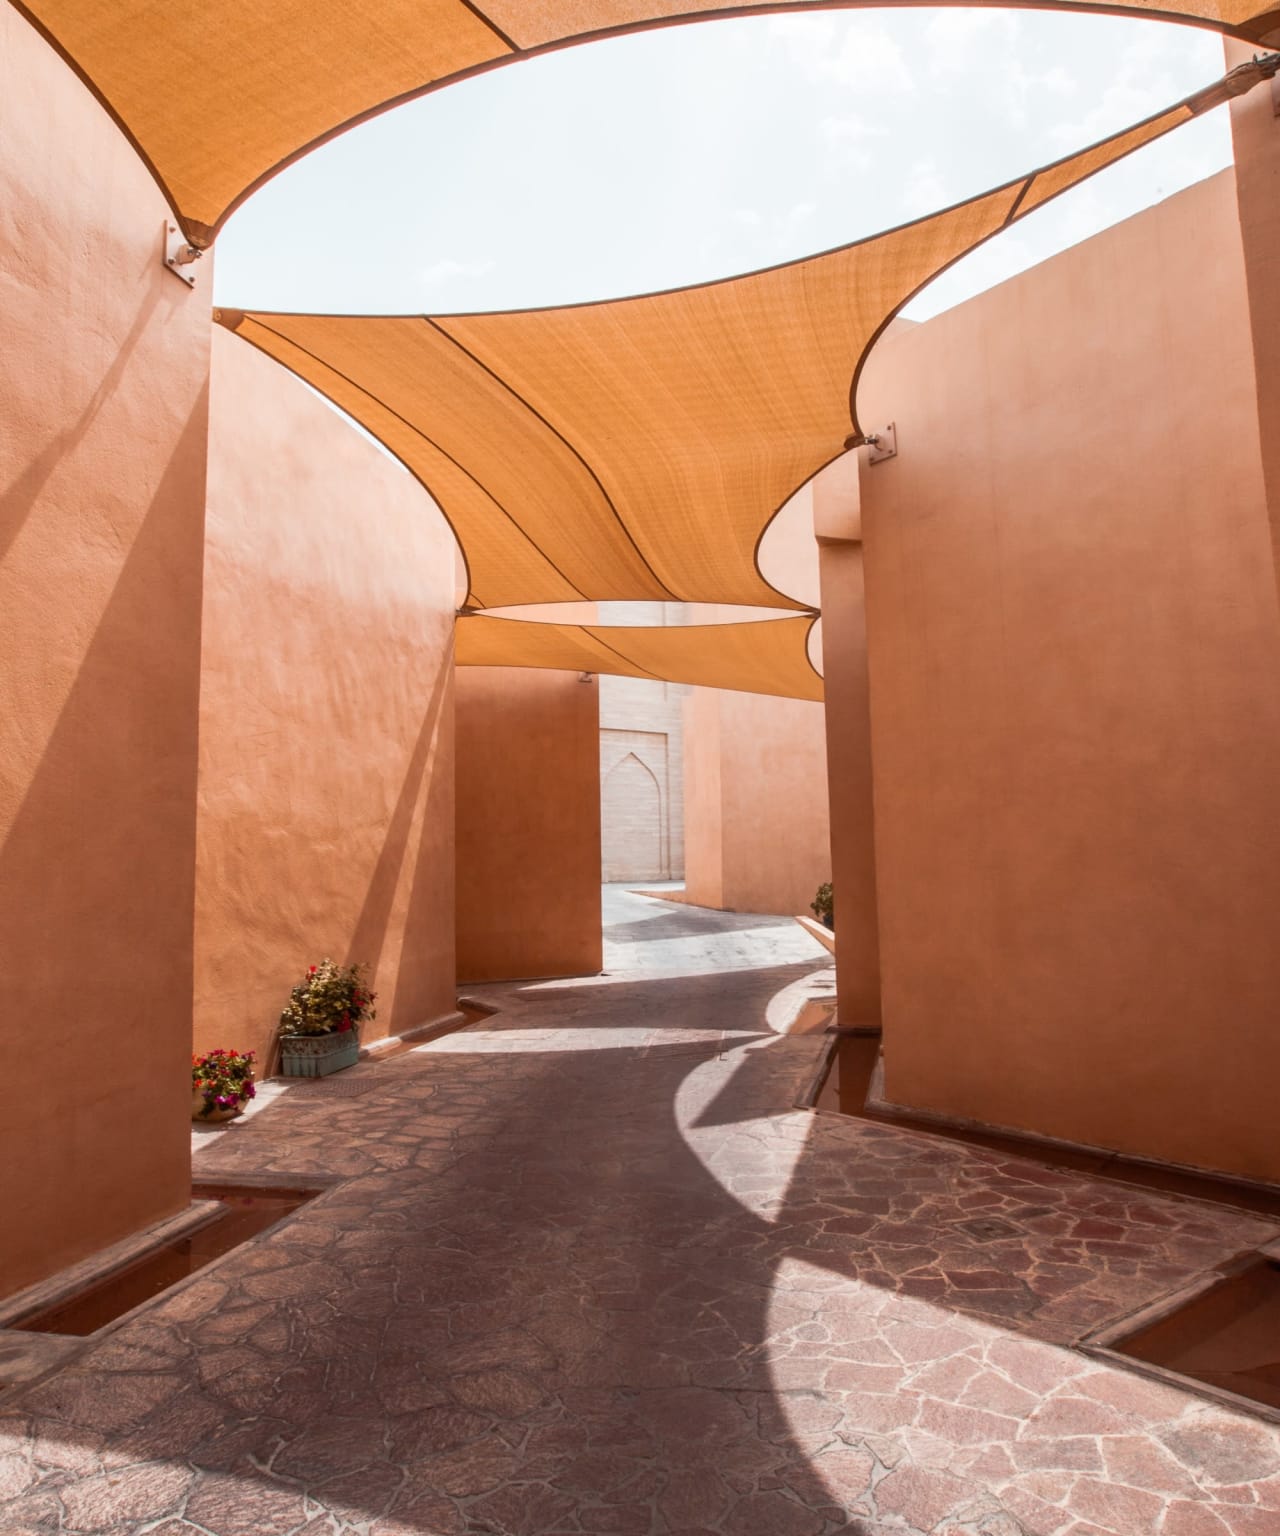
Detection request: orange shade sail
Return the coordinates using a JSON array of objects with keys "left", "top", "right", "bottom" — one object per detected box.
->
[
  {"left": 456, "top": 614, "right": 823, "bottom": 701},
  {"left": 11, "top": 1, "right": 1280, "bottom": 247},
  {"left": 214, "top": 73, "right": 1253, "bottom": 620}
]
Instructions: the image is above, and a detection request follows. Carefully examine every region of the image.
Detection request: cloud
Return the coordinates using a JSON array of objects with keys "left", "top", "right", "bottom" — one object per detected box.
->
[
  {"left": 822, "top": 114, "right": 889, "bottom": 144},
  {"left": 901, "top": 158, "right": 947, "bottom": 219},
  {"left": 924, "top": 8, "right": 1019, "bottom": 72},
  {"left": 765, "top": 14, "right": 914, "bottom": 94},
  {"left": 821, "top": 112, "right": 890, "bottom": 167},
  {"left": 419, "top": 256, "right": 497, "bottom": 288},
  {"left": 1046, "top": 27, "right": 1217, "bottom": 148}
]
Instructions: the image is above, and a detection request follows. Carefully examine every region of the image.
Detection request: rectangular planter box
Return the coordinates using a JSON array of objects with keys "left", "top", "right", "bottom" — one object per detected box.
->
[{"left": 279, "top": 1029, "right": 360, "bottom": 1078}]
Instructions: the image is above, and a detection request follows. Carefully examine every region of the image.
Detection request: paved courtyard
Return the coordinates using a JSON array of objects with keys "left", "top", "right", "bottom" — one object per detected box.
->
[{"left": 2, "top": 888, "right": 1278, "bottom": 1534}]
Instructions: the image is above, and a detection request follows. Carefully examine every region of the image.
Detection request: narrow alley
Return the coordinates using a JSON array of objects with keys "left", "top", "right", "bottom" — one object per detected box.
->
[{"left": 2, "top": 890, "right": 1278, "bottom": 1534}]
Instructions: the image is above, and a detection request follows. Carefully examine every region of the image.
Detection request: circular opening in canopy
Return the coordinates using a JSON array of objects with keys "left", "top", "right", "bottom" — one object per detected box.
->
[
  {"left": 475, "top": 603, "right": 810, "bottom": 626},
  {"left": 216, "top": 10, "right": 1231, "bottom": 322}
]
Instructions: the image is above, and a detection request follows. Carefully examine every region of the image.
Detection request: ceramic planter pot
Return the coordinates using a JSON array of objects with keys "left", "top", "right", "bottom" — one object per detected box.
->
[
  {"left": 191, "top": 1085, "right": 245, "bottom": 1122},
  {"left": 279, "top": 1027, "right": 360, "bottom": 1078}
]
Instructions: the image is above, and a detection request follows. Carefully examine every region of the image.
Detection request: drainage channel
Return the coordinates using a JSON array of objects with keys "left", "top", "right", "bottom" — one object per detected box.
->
[
  {"left": 815, "top": 1033, "right": 1280, "bottom": 1220},
  {"left": 9, "top": 1183, "right": 319, "bottom": 1338},
  {"left": 812, "top": 1032, "right": 1280, "bottom": 1420},
  {"left": 1098, "top": 1251, "right": 1280, "bottom": 1418}
]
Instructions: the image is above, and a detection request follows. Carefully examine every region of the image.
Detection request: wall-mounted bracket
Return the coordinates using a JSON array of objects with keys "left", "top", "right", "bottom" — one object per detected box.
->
[
  {"left": 842, "top": 422, "right": 897, "bottom": 460},
  {"left": 164, "top": 221, "right": 202, "bottom": 287}
]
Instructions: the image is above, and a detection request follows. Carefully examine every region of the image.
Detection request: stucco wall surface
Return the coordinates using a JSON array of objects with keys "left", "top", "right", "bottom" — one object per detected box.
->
[
  {"left": 456, "top": 667, "right": 602, "bottom": 982},
  {"left": 0, "top": 10, "right": 212, "bottom": 1296},
  {"left": 197, "top": 330, "right": 458, "bottom": 1069},
  {"left": 758, "top": 481, "right": 821, "bottom": 610},
  {"left": 1226, "top": 39, "right": 1280, "bottom": 618},
  {"left": 682, "top": 690, "right": 725, "bottom": 909},
  {"left": 814, "top": 455, "right": 882, "bottom": 1026},
  {"left": 856, "top": 170, "right": 1280, "bottom": 1182},
  {"left": 684, "top": 688, "right": 831, "bottom": 917}
]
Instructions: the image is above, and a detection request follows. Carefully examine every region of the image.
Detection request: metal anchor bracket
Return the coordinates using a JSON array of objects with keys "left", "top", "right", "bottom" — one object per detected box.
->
[
  {"left": 842, "top": 423, "right": 897, "bottom": 462},
  {"left": 164, "top": 221, "right": 202, "bottom": 287}
]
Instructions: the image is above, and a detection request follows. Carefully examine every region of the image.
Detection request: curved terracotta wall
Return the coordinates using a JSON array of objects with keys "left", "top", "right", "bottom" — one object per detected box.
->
[
  {"left": 855, "top": 170, "right": 1280, "bottom": 1182},
  {"left": 455, "top": 667, "right": 602, "bottom": 982},
  {"left": 681, "top": 502, "right": 830, "bottom": 921},
  {"left": 813, "top": 454, "right": 882, "bottom": 1026},
  {"left": 197, "top": 331, "right": 458, "bottom": 1068},
  {"left": 0, "top": 11, "right": 212, "bottom": 1296}
]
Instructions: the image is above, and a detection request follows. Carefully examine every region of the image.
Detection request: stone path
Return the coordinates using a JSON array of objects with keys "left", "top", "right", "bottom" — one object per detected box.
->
[{"left": 2, "top": 887, "right": 1278, "bottom": 1534}]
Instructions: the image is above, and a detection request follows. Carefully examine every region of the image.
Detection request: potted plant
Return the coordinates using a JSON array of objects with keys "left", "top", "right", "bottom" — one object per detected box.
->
[
  {"left": 277, "top": 959, "right": 376, "bottom": 1077},
  {"left": 192, "top": 1048, "right": 256, "bottom": 1122},
  {"left": 810, "top": 882, "right": 834, "bottom": 931}
]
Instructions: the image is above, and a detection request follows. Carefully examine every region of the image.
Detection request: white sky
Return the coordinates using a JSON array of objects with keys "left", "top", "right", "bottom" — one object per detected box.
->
[{"left": 213, "top": 8, "right": 1232, "bottom": 323}]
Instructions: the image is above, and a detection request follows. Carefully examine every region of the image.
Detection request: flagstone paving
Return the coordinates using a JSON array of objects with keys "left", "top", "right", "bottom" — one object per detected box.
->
[{"left": 2, "top": 887, "right": 1278, "bottom": 1534}]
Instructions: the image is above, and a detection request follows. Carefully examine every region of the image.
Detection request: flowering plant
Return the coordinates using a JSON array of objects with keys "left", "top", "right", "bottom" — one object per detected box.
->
[
  {"left": 279, "top": 959, "right": 376, "bottom": 1038},
  {"left": 192, "top": 1048, "right": 256, "bottom": 1119},
  {"left": 810, "top": 881, "right": 834, "bottom": 927}
]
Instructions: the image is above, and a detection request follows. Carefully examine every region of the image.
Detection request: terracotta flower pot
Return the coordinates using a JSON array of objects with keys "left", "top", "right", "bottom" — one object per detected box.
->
[{"left": 191, "top": 1084, "right": 247, "bottom": 1122}]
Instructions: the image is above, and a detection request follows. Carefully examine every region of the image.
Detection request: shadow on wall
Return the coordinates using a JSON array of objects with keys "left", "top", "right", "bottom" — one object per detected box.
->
[
  {"left": 345, "top": 652, "right": 454, "bottom": 1035},
  {"left": 1, "top": 388, "right": 211, "bottom": 1295},
  {"left": 0, "top": 279, "right": 174, "bottom": 566},
  {"left": 195, "top": 617, "right": 456, "bottom": 1074}
]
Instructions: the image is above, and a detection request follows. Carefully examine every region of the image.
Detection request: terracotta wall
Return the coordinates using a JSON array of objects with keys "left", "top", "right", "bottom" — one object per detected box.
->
[
  {"left": 683, "top": 690, "right": 725, "bottom": 908},
  {"left": 455, "top": 668, "right": 602, "bottom": 981},
  {"left": 814, "top": 454, "right": 881, "bottom": 1026},
  {"left": 0, "top": 11, "right": 212, "bottom": 1296},
  {"left": 855, "top": 170, "right": 1280, "bottom": 1181},
  {"left": 681, "top": 490, "right": 828, "bottom": 918},
  {"left": 1226, "top": 39, "right": 1280, "bottom": 615},
  {"left": 197, "top": 330, "right": 458, "bottom": 1068},
  {"left": 758, "top": 481, "right": 821, "bottom": 609},
  {"left": 683, "top": 687, "right": 831, "bottom": 916}
]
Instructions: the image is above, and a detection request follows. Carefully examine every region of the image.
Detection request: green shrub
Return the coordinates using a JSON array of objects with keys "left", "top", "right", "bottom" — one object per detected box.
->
[{"left": 279, "top": 958, "right": 377, "bottom": 1037}]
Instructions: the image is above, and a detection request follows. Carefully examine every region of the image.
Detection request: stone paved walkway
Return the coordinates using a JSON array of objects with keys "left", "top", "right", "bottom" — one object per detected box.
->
[{"left": 2, "top": 887, "right": 1279, "bottom": 1534}]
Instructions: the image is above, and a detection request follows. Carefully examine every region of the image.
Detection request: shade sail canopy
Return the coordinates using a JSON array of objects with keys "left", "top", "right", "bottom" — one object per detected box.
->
[
  {"left": 214, "top": 69, "right": 1261, "bottom": 616},
  {"left": 456, "top": 614, "right": 823, "bottom": 701},
  {"left": 12, "top": 1, "right": 1280, "bottom": 246}
]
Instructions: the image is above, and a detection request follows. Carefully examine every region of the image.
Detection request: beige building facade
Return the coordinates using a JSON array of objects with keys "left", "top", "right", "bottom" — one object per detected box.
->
[{"left": 598, "top": 605, "right": 689, "bottom": 883}]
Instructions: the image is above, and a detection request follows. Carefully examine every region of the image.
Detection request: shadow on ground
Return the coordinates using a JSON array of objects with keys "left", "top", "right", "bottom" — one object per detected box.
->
[{"left": 2, "top": 900, "right": 1278, "bottom": 1534}]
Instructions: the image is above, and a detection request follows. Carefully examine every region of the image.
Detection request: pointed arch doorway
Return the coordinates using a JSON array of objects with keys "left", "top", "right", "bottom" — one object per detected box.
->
[{"left": 601, "top": 751, "right": 665, "bottom": 882}]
